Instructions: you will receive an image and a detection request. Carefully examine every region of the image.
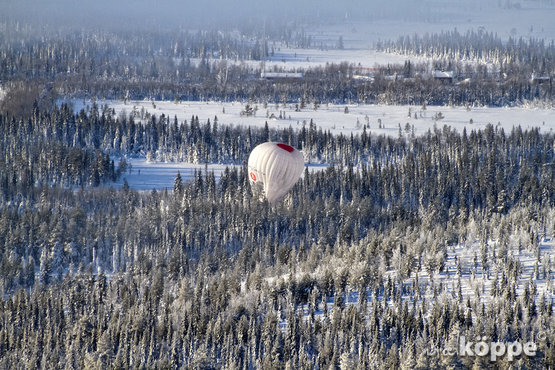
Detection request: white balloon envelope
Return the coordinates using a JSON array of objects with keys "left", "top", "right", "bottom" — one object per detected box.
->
[{"left": 248, "top": 142, "right": 304, "bottom": 204}]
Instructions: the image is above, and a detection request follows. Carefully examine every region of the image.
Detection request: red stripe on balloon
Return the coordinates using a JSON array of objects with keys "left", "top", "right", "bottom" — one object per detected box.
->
[{"left": 277, "top": 143, "right": 294, "bottom": 152}]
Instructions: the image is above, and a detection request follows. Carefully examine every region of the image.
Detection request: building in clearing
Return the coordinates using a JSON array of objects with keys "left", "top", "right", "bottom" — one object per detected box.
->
[
  {"left": 260, "top": 72, "right": 304, "bottom": 80},
  {"left": 530, "top": 73, "right": 551, "bottom": 84},
  {"left": 433, "top": 70, "right": 455, "bottom": 83}
]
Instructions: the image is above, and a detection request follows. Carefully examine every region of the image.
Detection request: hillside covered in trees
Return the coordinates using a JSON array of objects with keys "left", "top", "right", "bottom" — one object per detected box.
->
[{"left": 0, "top": 102, "right": 553, "bottom": 368}]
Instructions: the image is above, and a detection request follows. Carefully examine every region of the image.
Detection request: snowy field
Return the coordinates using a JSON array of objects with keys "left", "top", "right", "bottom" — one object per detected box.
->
[
  {"left": 110, "top": 158, "right": 328, "bottom": 191},
  {"left": 81, "top": 99, "right": 555, "bottom": 137},
  {"left": 111, "top": 160, "right": 232, "bottom": 191},
  {"left": 251, "top": 48, "right": 427, "bottom": 71}
]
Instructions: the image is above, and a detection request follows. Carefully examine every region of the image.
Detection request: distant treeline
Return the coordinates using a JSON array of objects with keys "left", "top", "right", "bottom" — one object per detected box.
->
[
  {"left": 0, "top": 27, "right": 553, "bottom": 111},
  {"left": 0, "top": 112, "right": 120, "bottom": 194},
  {"left": 377, "top": 29, "right": 555, "bottom": 74},
  {"left": 377, "top": 30, "right": 554, "bottom": 102}
]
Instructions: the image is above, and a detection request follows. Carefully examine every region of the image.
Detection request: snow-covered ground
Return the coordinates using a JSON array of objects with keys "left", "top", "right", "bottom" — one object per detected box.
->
[
  {"left": 76, "top": 98, "right": 552, "bottom": 190},
  {"left": 112, "top": 160, "right": 232, "bottom": 191},
  {"left": 111, "top": 158, "right": 328, "bottom": 191},
  {"left": 81, "top": 99, "right": 555, "bottom": 137},
  {"left": 261, "top": 48, "right": 428, "bottom": 71},
  {"left": 186, "top": 48, "right": 428, "bottom": 72},
  {"left": 269, "top": 235, "right": 555, "bottom": 324}
]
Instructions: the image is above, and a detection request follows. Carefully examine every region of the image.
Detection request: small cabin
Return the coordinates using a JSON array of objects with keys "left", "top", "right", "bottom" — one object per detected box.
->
[
  {"left": 530, "top": 74, "right": 550, "bottom": 84},
  {"left": 260, "top": 72, "right": 304, "bottom": 80},
  {"left": 433, "top": 70, "right": 455, "bottom": 83}
]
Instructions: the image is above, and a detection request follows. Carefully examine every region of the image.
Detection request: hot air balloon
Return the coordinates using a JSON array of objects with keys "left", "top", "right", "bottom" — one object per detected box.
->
[{"left": 248, "top": 142, "right": 304, "bottom": 204}]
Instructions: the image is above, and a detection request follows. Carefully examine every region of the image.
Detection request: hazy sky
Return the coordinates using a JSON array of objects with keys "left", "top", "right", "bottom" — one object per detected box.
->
[
  {"left": 2, "top": 0, "right": 358, "bottom": 28},
  {"left": 2, "top": 0, "right": 554, "bottom": 42},
  {"left": 0, "top": 0, "right": 466, "bottom": 30}
]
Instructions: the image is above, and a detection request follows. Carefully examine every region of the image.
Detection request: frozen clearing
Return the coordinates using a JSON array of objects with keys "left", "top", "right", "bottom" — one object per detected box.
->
[
  {"left": 187, "top": 48, "right": 428, "bottom": 72},
  {"left": 111, "top": 158, "right": 327, "bottom": 191},
  {"left": 111, "top": 160, "right": 232, "bottom": 191},
  {"left": 81, "top": 99, "right": 555, "bottom": 137},
  {"left": 260, "top": 48, "right": 428, "bottom": 70}
]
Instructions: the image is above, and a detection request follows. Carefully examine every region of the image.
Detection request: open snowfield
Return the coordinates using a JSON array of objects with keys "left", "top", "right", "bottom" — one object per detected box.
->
[
  {"left": 260, "top": 48, "right": 428, "bottom": 71},
  {"left": 110, "top": 158, "right": 328, "bottom": 191},
  {"left": 112, "top": 160, "right": 231, "bottom": 191},
  {"left": 82, "top": 99, "right": 555, "bottom": 137},
  {"left": 187, "top": 48, "right": 428, "bottom": 72}
]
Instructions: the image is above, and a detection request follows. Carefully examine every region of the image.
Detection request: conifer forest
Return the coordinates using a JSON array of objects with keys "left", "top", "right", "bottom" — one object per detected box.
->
[{"left": 0, "top": 1, "right": 554, "bottom": 369}]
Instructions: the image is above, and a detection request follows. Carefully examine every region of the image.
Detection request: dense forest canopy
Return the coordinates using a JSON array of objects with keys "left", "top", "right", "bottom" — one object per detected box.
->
[{"left": 0, "top": 103, "right": 553, "bottom": 368}]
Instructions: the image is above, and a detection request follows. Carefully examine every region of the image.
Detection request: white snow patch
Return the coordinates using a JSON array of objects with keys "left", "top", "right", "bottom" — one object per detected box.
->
[
  {"left": 80, "top": 99, "right": 555, "bottom": 138},
  {"left": 112, "top": 159, "right": 232, "bottom": 191},
  {"left": 110, "top": 158, "right": 327, "bottom": 191}
]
